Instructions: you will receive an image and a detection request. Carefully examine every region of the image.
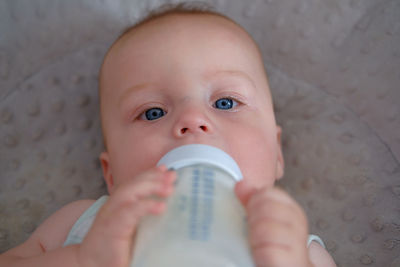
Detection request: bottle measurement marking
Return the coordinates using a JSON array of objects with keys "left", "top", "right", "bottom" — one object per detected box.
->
[{"left": 189, "top": 166, "right": 215, "bottom": 241}]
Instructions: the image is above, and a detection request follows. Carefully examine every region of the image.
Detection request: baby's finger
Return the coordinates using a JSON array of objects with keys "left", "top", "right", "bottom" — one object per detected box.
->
[
  {"left": 249, "top": 218, "right": 293, "bottom": 249},
  {"left": 90, "top": 196, "right": 167, "bottom": 242},
  {"left": 247, "top": 186, "right": 297, "bottom": 208},
  {"left": 249, "top": 216, "right": 309, "bottom": 267},
  {"left": 234, "top": 179, "right": 258, "bottom": 206},
  {"left": 113, "top": 167, "right": 176, "bottom": 201},
  {"left": 247, "top": 199, "right": 297, "bottom": 226},
  {"left": 249, "top": 188, "right": 306, "bottom": 222}
]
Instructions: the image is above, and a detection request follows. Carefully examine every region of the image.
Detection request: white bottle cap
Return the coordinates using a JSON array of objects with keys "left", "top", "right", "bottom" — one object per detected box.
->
[{"left": 157, "top": 144, "right": 243, "bottom": 181}]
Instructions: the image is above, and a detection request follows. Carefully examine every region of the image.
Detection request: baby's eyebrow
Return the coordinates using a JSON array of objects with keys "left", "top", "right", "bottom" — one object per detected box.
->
[
  {"left": 118, "top": 83, "right": 153, "bottom": 107},
  {"left": 204, "top": 70, "right": 256, "bottom": 89}
]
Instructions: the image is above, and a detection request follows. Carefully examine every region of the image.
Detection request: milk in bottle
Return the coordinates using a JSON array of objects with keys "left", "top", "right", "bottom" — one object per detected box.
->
[{"left": 131, "top": 144, "right": 255, "bottom": 267}]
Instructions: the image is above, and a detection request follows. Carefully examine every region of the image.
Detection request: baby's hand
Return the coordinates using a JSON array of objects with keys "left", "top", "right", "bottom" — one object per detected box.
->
[
  {"left": 77, "top": 165, "right": 176, "bottom": 267},
  {"left": 235, "top": 182, "right": 312, "bottom": 267}
]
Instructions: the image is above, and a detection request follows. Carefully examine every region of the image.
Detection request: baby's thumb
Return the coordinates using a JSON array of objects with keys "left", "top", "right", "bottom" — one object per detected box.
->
[{"left": 234, "top": 180, "right": 256, "bottom": 207}]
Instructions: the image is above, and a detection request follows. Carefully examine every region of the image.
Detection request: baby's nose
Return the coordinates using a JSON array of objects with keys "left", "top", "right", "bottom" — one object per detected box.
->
[
  {"left": 173, "top": 107, "right": 213, "bottom": 137},
  {"left": 179, "top": 124, "right": 209, "bottom": 135}
]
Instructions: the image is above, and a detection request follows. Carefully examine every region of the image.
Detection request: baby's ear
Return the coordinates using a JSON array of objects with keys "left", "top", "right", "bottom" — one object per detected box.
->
[
  {"left": 275, "top": 125, "right": 285, "bottom": 179},
  {"left": 100, "top": 151, "right": 115, "bottom": 193}
]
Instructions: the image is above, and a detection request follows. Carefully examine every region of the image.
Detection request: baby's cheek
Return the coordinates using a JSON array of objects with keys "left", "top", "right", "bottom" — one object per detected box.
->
[
  {"left": 230, "top": 130, "right": 277, "bottom": 188},
  {"left": 240, "top": 155, "right": 277, "bottom": 189}
]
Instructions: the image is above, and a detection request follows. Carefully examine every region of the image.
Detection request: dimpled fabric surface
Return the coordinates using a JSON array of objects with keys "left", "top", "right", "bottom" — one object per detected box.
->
[{"left": 0, "top": 1, "right": 399, "bottom": 266}]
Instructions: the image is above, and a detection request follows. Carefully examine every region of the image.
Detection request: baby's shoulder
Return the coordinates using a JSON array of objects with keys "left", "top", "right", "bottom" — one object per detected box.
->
[
  {"left": 29, "top": 199, "right": 96, "bottom": 254},
  {"left": 35, "top": 199, "right": 96, "bottom": 250},
  {"left": 4, "top": 199, "right": 96, "bottom": 258}
]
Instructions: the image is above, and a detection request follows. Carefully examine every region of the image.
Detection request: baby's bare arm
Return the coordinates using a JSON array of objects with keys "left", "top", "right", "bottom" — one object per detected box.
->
[
  {"left": 0, "top": 199, "right": 94, "bottom": 266},
  {"left": 1, "top": 166, "right": 176, "bottom": 267}
]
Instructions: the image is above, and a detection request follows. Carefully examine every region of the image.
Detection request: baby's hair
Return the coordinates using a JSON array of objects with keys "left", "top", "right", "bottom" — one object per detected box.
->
[{"left": 117, "top": 2, "right": 236, "bottom": 42}]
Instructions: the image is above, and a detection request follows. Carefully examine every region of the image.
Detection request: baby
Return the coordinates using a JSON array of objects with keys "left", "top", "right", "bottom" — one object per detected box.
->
[{"left": 0, "top": 3, "right": 336, "bottom": 267}]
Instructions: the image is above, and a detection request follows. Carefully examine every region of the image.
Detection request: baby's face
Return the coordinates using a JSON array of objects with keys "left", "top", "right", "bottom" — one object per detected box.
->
[{"left": 99, "top": 14, "right": 284, "bottom": 193}]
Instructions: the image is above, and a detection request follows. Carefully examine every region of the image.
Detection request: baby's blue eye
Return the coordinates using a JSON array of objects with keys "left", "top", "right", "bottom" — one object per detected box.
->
[
  {"left": 214, "top": 98, "right": 237, "bottom": 110},
  {"left": 143, "top": 108, "right": 165, "bottom": 120}
]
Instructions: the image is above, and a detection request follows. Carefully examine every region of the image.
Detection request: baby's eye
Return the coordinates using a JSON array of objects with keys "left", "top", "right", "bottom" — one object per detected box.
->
[
  {"left": 214, "top": 98, "right": 238, "bottom": 110},
  {"left": 141, "top": 107, "right": 166, "bottom": 121}
]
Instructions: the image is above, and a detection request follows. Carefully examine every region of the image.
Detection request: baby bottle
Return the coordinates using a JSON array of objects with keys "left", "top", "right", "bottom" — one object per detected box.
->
[{"left": 131, "top": 144, "right": 255, "bottom": 267}]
